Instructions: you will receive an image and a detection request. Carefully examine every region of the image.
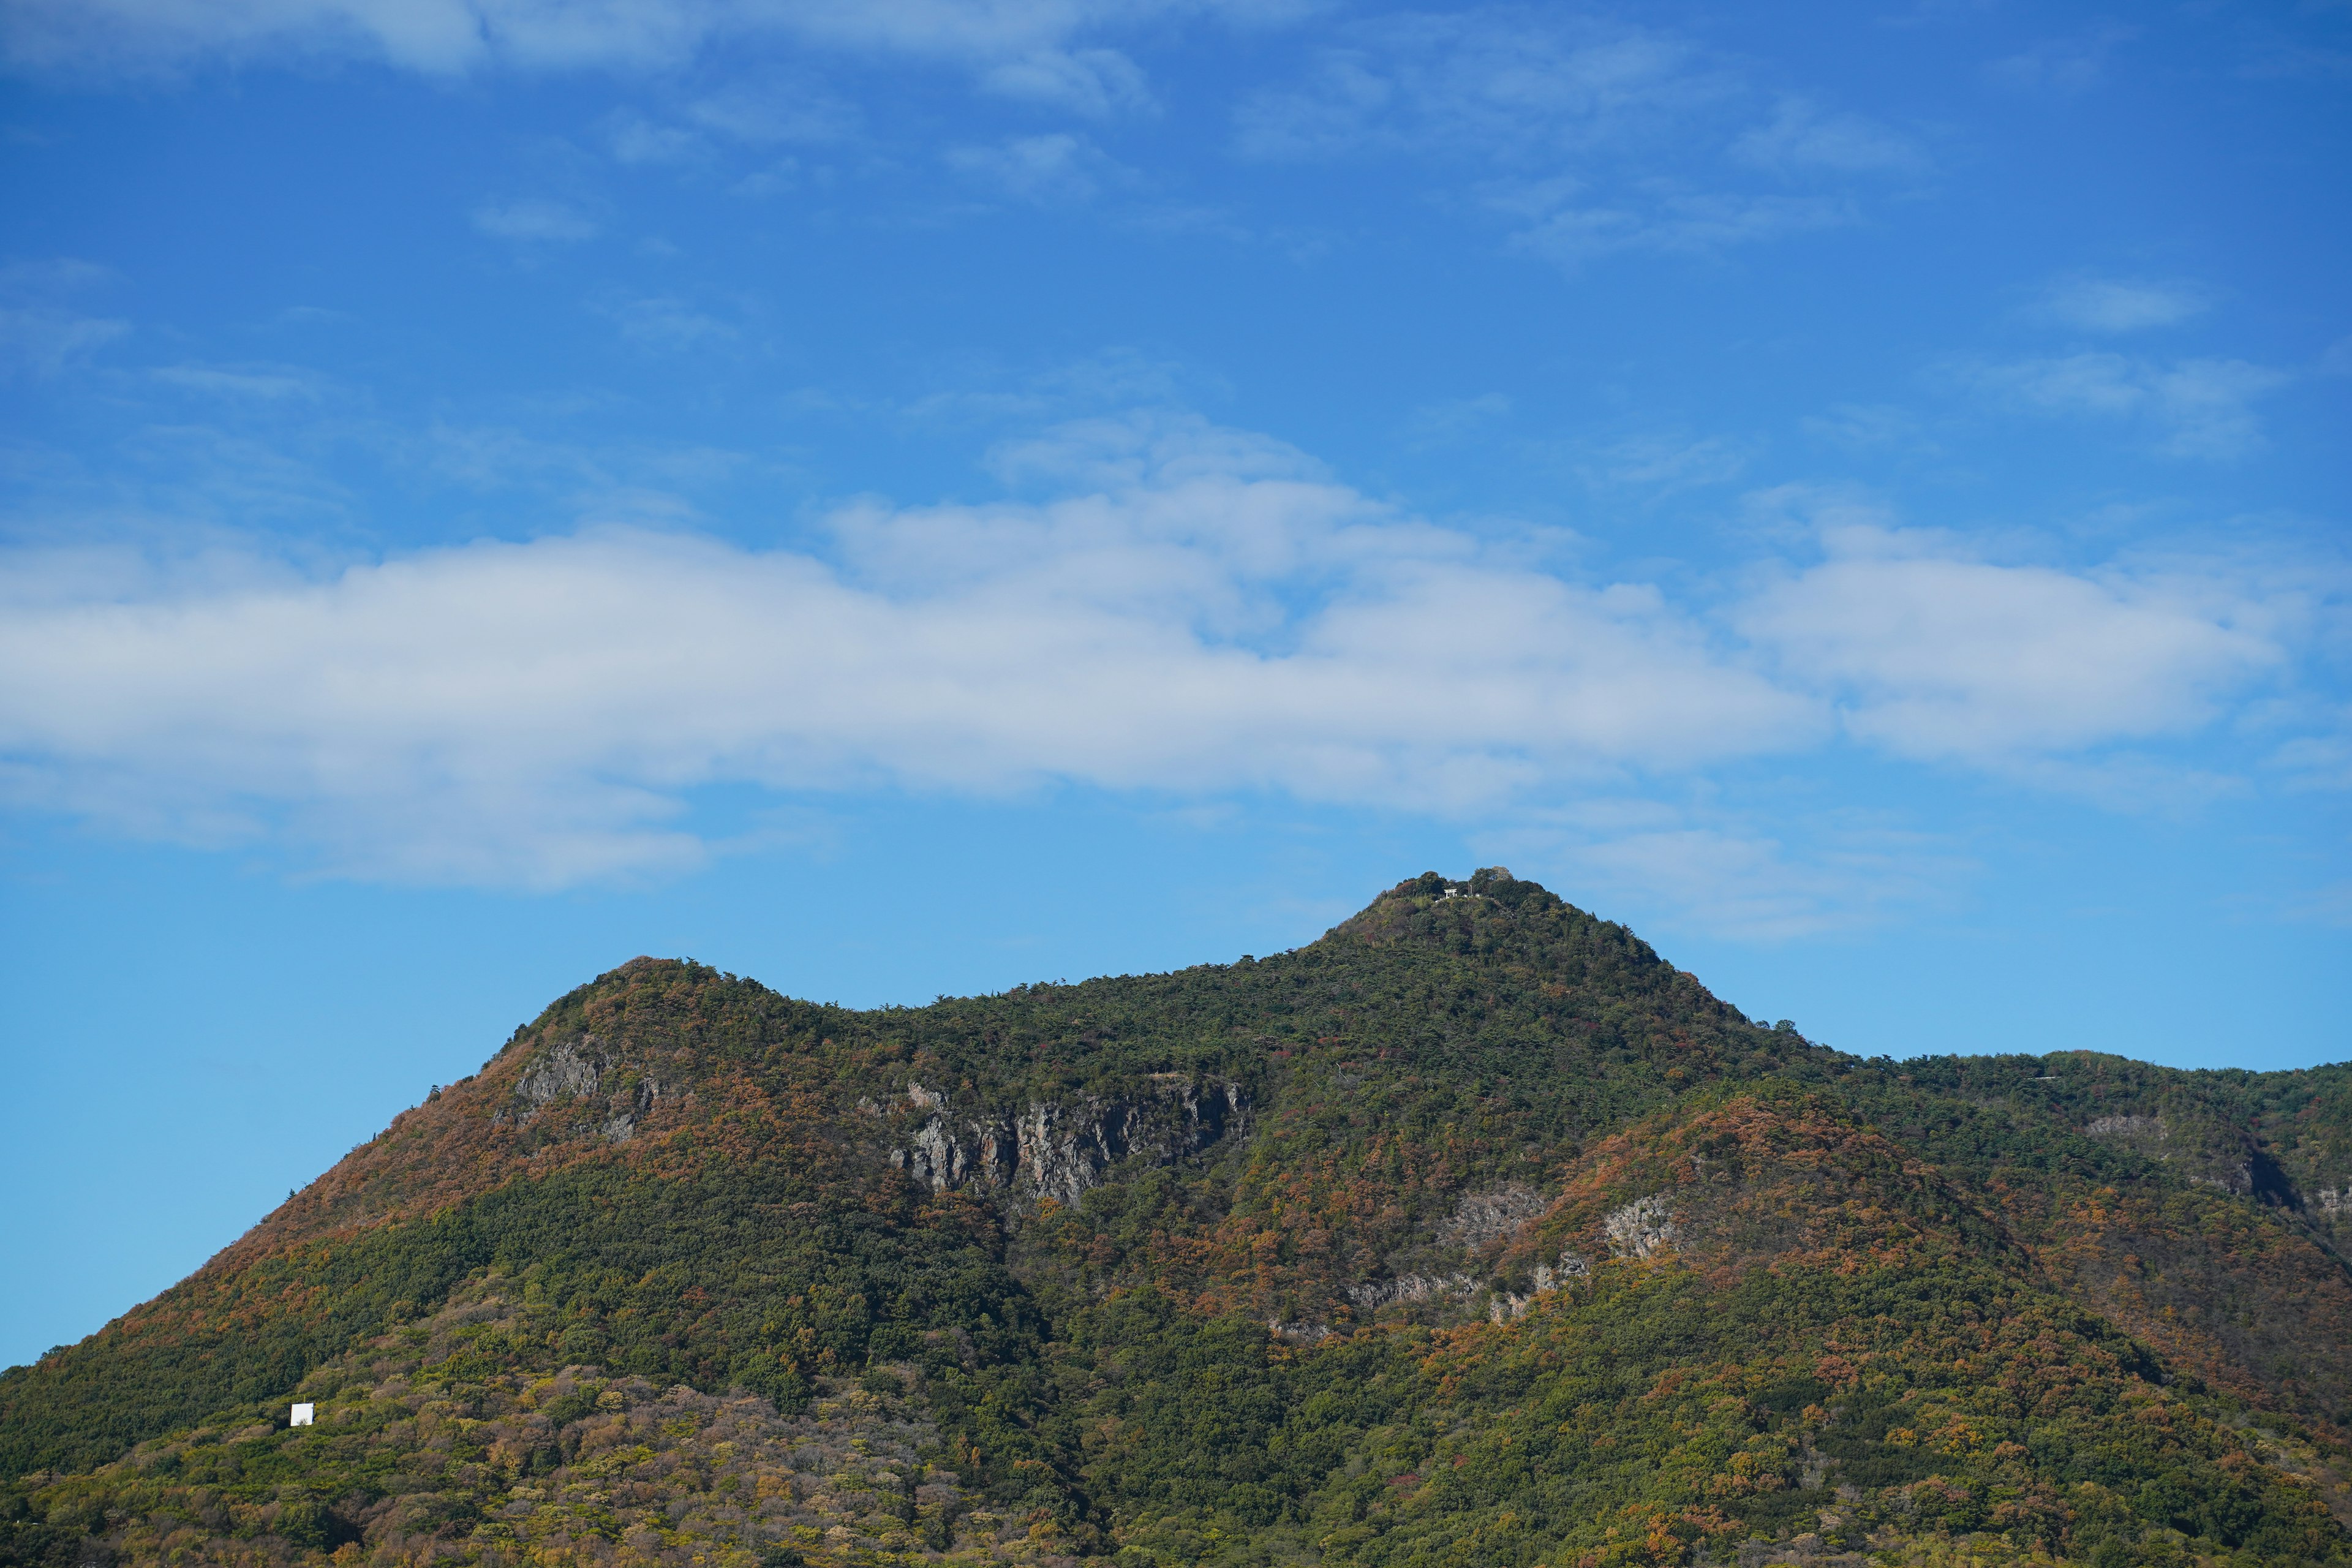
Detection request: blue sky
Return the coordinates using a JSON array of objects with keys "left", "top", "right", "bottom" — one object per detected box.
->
[{"left": 1, "top": 0, "right": 2347, "bottom": 1369}]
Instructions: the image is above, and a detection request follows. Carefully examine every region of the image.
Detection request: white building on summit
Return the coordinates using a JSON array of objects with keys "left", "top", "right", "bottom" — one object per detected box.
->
[{"left": 290, "top": 1403, "right": 314, "bottom": 1427}]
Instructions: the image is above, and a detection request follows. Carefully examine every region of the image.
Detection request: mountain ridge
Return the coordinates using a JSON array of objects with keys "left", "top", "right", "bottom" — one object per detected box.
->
[{"left": 4, "top": 870, "right": 2350, "bottom": 1567}]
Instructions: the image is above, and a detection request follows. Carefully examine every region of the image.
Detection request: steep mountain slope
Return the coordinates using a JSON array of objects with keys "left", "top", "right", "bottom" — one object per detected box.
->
[{"left": 4, "top": 870, "right": 2348, "bottom": 1568}]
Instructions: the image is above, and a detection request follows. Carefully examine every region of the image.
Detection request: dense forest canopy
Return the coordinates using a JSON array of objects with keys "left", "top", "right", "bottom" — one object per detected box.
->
[{"left": 4, "top": 870, "right": 2348, "bottom": 1568}]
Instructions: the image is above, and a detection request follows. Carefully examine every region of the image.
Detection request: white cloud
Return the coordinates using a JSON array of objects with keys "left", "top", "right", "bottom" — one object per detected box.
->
[
  {"left": 472, "top": 197, "right": 600, "bottom": 242},
  {"left": 1736, "top": 519, "right": 2286, "bottom": 764},
  {"left": 2032, "top": 274, "right": 2208, "bottom": 333},
  {"left": 0, "top": 413, "right": 1817, "bottom": 889},
  {"left": 0, "top": 406, "right": 2313, "bottom": 895},
  {"left": 1963, "top": 352, "right": 2288, "bottom": 459}
]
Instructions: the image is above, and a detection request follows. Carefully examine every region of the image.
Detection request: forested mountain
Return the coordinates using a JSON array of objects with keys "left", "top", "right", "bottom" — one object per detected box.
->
[{"left": 5, "top": 870, "right": 2349, "bottom": 1568}]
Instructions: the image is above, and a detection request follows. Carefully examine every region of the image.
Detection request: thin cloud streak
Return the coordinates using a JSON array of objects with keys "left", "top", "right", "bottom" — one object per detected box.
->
[
  {"left": 1234, "top": 10, "right": 1913, "bottom": 264},
  {"left": 1485, "top": 801, "right": 1975, "bottom": 942},
  {"left": 1959, "top": 352, "right": 2290, "bottom": 459},
  {"left": 472, "top": 197, "right": 600, "bottom": 243},
  {"left": 2033, "top": 274, "right": 2209, "bottom": 334},
  {"left": 0, "top": 0, "right": 1267, "bottom": 83}
]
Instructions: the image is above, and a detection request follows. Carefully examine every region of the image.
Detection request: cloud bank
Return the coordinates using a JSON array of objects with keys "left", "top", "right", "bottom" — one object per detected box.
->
[
  {"left": 0, "top": 416, "right": 2298, "bottom": 891},
  {"left": 1740, "top": 522, "right": 2284, "bottom": 762}
]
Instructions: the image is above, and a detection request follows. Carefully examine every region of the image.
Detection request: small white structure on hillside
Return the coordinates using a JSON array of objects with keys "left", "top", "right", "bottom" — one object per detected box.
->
[{"left": 290, "top": 1403, "right": 314, "bottom": 1427}]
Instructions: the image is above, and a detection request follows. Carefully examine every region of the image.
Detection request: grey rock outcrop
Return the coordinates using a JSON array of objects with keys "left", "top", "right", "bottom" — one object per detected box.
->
[
  {"left": 516, "top": 1034, "right": 612, "bottom": 1111},
  {"left": 1484, "top": 1250, "right": 1594, "bottom": 1322},
  {"left": 891, "top": 1077, "right": 1249, "bottom": 1205},
  {"left": 1604, "top": 1194, "right": 1678, "bottom": 1259},
  {"left": 2086, "top": 1114, "right": 2165, "bottom": 1139},
  {"left": 505, "top": 1033, "right": 668, "bottom": 1144},
  {"left": 1346, "top": 1273, "right": 1476, "bottom": 1310},
  {"left": 1441, "top": 1183, "right": 1550, "bottom": 1246},
  {"left": 1533, "top": 1251, "right": 1590, "bottom": 1291}
]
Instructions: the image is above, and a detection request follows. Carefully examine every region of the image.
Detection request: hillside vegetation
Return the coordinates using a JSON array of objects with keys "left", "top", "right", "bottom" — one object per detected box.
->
[{"left": 4, "top": 870, "right": 2348, "bottom": 1568}]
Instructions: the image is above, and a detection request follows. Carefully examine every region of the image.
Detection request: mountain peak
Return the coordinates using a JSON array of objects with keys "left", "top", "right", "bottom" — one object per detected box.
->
[{"left": 6, "top": 878, "right": 2350, "bottom": 1567}]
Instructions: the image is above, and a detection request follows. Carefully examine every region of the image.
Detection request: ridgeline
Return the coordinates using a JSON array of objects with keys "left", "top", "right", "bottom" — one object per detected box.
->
[{"left": 5, "top": 870, "right": 2349, "bottom": 1568}]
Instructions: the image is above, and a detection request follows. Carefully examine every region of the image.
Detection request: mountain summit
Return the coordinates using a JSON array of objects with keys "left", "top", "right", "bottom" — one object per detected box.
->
[{"left": 6, "top": 871, "right": 2350, "bottom": 1567}]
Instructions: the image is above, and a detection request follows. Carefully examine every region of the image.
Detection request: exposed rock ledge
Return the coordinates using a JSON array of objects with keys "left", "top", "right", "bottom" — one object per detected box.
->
[
  {"left": 1346, "top": 1273, "right": 1477, "bottom": 1310},
  {"left": 889, "top": 1076, "right": 1250, "bottom": 1206},
  {"left": 1604, "top": 1193, "right": 1678, "bottom": 1260},
  {"left": 502, "top": 1033, "right": 669, "bottom": 1143},
  {"left": 1441, "top": 1183, "right": 1550, "bottom": 1246},
  {"left": 2085, "top": 1114, "right": 2165, "bottom": 1139}
]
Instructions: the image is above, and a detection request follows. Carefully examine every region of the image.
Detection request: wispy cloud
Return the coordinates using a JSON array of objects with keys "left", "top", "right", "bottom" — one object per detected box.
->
[
  {"left": 946, "top": 133, "right": 1131, "bottom": 204},
  {"left": 981, "top": 46, "right": 1152, "bottom": 117},
  {"left": 0, "top": 0, "right": 1233, "bottom": 97},
  {"left": 1959, "top": 352, "right": 2288, "bottom": 458},
  {"left": 1232, "top": 12, "right": 1725, "bottom": 162},
  {"left": 0, "top": 305, "right": 128, "bottom": 375},
  {"left": 1730, "top": 96, "right": 1924, "bottom": 175},
  {"left": 2271, "top": 715, "right": 2352, "bottom": 794},
  {"left": 684, "top": 80, "right": 862, "bottom": 146},
  {"left": 1986, "top": 26, "right": 2136, "bottom": 94},
  {"left": 1576, "top": 431, "right": 1757, "bottom": 491},
  {"left": 1490, "top": 803, "right": 1975, "bottom": 941},
  {"left": 1507, "top": 187, "right": 1854, "bottom": 265},
  {"left": 589, "top": 292, "right": 742, "bottom": 353},
  {"left": 1402, "top": 392, "right": 1512, "bottom": 447},
  {"left": 149, "top": 363, "right": 323, "bottom": 400},
  {"left": 0, "top": 257, "right": 127, "bottom": 375},
  {"left": 472, "top": 196, "right": 600, "bottom": 243},
  {"left": 1232, "top": 10, "right": 1910, "bottom": 265},
  {"left": 1800, "top": 402, "right": 1926, "bottom": 452},
  {"left": 605, "top": 108, "right": 706, "bottom": 167},
  {"left": 2031, "top": 273, "right": 2208, "bottom": 333}
]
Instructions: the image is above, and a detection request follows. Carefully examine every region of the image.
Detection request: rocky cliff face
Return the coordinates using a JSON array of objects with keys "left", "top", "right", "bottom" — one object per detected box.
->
[
  {"left": 505, "top": 1031, "right": 669, "bottom": 1143},
  {"left": 889, "top": 1076, "right": 1249, "bottom": 1206}
]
